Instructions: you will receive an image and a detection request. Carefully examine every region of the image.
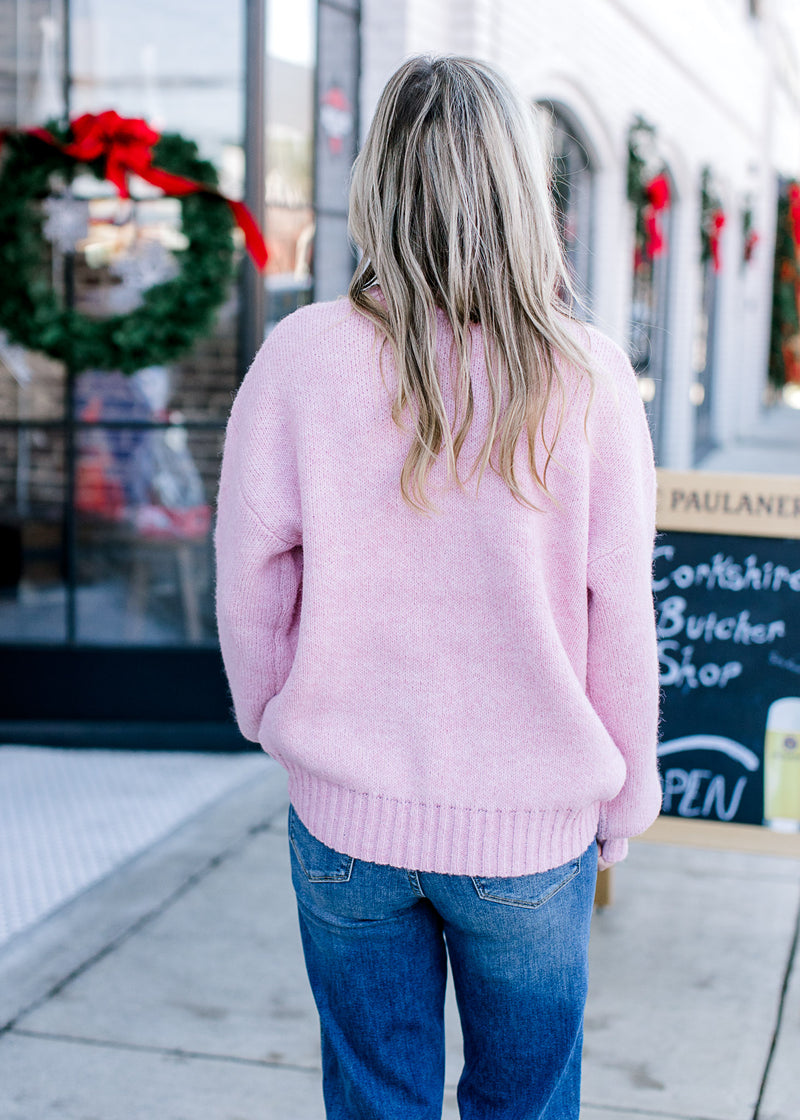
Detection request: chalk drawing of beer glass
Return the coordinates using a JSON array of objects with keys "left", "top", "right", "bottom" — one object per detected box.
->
[{"left": 764, "top": 697, "right": 800, "bottom": 830}]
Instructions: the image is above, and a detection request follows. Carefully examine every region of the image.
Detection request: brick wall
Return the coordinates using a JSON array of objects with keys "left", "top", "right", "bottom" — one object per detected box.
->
[{"left": 360, "top": 0, "right": 800, "bottom": 469}]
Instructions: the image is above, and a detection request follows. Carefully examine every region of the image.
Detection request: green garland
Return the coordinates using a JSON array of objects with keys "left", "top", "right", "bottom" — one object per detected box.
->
[
  {"left": 700, "top": 167, "right": 723, "bottom": 267},
  {"left": 0, "top": 125, "right": 235, "bottom": 373},
  {"left": 769, "top": 185, "right": 800, "bottom": 390},
  {"left": 742, "top": 203, "right": 757, "bottom": 264},
  {"left": 626, "top": 116, "right": 657, "bottom": 210},
  {"left": 627, "top": 116, "right": 668, "bottom": 269}
]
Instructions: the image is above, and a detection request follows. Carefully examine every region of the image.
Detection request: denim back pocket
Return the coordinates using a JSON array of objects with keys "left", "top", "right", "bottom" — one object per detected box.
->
[
  {"left": 471, "top": 854, "right": 581, "bottom": 909},
  {"left": 288, "top": 806, "right": 354, "bottom": 883}
]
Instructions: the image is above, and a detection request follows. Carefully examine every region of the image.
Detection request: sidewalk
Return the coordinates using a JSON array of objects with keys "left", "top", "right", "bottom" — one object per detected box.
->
[
  {"left": 699, "top": 402, "right": 800, "bottom": 475},
  {"left": 0, "top": 753, "right": 798, "bottom": 1120}
]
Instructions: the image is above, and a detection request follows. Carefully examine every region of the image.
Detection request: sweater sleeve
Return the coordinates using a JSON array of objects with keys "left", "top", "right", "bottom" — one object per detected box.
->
[
  {"left": 585, "top": 342, "right": 662, "bottom": 864},
  {"left": 214, "top": 341, "right": 302, "bottom": 743}
]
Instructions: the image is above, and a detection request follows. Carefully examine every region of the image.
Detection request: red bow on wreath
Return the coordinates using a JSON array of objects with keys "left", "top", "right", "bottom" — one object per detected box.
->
[
  {"left": 21, "top": 111, "right": 267, "bottom": 270},
  {"left": 643, "top": 173, "right": 670, "bottom": 259}
]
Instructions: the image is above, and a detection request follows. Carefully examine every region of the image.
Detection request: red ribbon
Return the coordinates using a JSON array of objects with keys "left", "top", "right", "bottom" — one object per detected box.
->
[
  {"left": 709, "top": 209, "right": 725, "bottom": 272},
  {"left": 646, "top": 173, "right": 670, "bottom": 212},
  {"left": 643, "top": 173, "right": 670, "bottom": 260},
  {"left": 25, "top": 111, "right": 267, "bottom": 270},
  {"left": 643, "top": 210, "right": 664, "bottom": 258}
]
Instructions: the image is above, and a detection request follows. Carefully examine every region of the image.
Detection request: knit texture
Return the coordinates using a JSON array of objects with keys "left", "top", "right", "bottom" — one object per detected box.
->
[{"left": 215, "top": 298, "right": 662, "bottom": 875}]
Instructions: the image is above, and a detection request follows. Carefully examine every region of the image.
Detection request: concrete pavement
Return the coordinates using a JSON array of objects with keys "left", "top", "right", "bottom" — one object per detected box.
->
[
  {"left": 0, "top": 755, "right": 798, "bottom": 1120},
  {"left": 699, "top": 401, "right": 800, "bottom": 476}
]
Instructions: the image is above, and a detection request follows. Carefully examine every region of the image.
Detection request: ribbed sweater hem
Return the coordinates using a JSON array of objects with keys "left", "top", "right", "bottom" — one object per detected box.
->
[{"left": 286, "top": 766, "right": 602, "bottom": 876}]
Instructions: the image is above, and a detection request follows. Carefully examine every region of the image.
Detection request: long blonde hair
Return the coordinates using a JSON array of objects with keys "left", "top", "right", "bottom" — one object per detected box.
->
[{"left": 348, "top": 55, "right": 594, "bottom": 511}]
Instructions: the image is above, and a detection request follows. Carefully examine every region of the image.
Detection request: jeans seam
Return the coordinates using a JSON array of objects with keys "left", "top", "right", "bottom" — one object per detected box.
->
[
  {"left": 471, "top": 855, "right": 582, "bottom": 909},
  {"left": 288, "top": 833, "right": 355, "bottom": 882},
  {"left": 407, "top": 869, "right": 425, "bottom": 897}
]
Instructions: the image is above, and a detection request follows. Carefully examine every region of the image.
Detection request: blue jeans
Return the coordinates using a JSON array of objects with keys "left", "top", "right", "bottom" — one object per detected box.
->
[{"left": 288, "top": 805, "right": 598, "bottom": 1119}]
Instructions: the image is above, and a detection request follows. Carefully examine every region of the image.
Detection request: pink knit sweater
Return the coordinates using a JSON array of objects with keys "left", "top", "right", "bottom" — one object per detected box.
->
[{"left": 215, "top": 298, "right": 662, "bottom": 875}]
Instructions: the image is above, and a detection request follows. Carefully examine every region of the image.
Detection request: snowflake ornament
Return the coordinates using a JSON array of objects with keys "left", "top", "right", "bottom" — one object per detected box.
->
[
  {"left": 42, "top": 195, "right": 90, "bottom": 252},
  {"left": 110, "top": 239, "right": 179, "bottom": 294}
]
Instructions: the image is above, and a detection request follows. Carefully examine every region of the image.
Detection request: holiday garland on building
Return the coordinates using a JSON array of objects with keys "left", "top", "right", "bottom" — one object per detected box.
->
[
  {"left": 0, "top": 112, "right": 267, "bottom": 374},
  {"left": 700, "top": 167, "right": 725, "bottom": 272},
  {"left": 627, "top": 116, "right": 671, "bottom": 272},
  {"left": 769, "top": 182, "right": 800, "bottom": 390},
  {"left": 742, "top": 201, "right": 759, "bottom": 265}
]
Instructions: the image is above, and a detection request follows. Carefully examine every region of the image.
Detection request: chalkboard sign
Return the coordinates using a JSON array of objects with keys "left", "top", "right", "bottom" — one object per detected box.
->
[{"left": 655, "top": 471, "right": 800, "bottom": 829}]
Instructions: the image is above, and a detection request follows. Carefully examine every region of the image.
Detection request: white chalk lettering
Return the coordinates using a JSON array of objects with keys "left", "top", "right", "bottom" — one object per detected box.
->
[
  {"left": 698, "top": 662, "right": 721, "bottom": 686},
  {"left": 773, "top": 565, "right": 791, "bottom": 590},
  {"left": 657, "top": 596, "right": 687, "bottom": 638},
  {"left": 662, "top": 768, "right": 749, "bottom": 821},
  {"left": 662, "top": 769, "right": 688, "bottom": 811},
  {"left": 655, "top": 596, "right": 785, "bottom": 646},
  {"left": 653, "top": 551, "right": 800, "bottom": 595},
  {"left": 678, "top": 769, "right": 710, "bottom": 815},
  {"left": 658, "top": 641, "right": 743, "bottom": 689},
  {"left": 673, "top": 565, "right": 694, "bottom": 589},
  {"left": 702, "top": 774, "right": 747, "bottom": 821},
  {"left": 770, "top": 650, "right": 800, "bottom": 676}
]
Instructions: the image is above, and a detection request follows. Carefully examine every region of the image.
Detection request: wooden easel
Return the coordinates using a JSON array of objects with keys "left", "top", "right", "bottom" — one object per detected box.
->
[{"left": 594, "top": 867, "right": 613, "bottom": 908}]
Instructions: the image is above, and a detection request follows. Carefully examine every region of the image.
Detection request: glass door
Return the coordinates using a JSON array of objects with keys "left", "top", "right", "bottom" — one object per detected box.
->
[{"left": 1, "top": 1, "right": 361, "bottom": 744}]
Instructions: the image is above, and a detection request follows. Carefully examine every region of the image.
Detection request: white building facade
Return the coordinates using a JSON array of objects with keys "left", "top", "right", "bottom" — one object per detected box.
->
[{"left": 359, "top": 0, "right": 800, "bottom": 469}]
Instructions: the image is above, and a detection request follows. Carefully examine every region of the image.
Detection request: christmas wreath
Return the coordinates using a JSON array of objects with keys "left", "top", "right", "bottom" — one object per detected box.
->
[{"left": 0, "top": 112, "right": 267, "bottom": 374}]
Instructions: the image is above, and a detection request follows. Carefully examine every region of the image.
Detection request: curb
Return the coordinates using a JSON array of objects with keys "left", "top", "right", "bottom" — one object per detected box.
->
[{"left": 0, "top": 762, "right": 290, "bottom": 1030}]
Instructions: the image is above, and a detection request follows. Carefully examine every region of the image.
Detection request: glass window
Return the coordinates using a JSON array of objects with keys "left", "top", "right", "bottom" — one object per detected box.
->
[
  {"left": 0, "top": 0, "right": 246, "bottom": 647},
  {"left": 0, "top": 1, "right": 67, "bottom": 128},
  {"left": 0, "top": 339, "right": 65, "bottom": 423},
  {"left": 73, "top": 409, "right": 221, "bottom": 646},
  {"left": 0, "top": 2, "right": 346, "bottom": 660},
  {"left": 0, "top": 426, "right": 67, "bottom": 643},
  {"left": 691, "top": 258, "right": 719, "bottom": 464},
  {"left": 540, "top": 102, "right": 595, "bottom": 314},
  {"left": 68, "top": 0, "right": 245, "bottom": 422},
  {"left": 313, "top": 0, "right": 359, "bottom": 302},
  {"left": 70, "top": 0, "right": 243, "bottom": 171},
  {"left": 266, "top": 0, "right": 317, "bottom": 331}
]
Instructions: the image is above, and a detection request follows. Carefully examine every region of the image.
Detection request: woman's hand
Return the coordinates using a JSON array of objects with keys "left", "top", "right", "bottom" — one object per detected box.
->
[{"left": 597, "top": 844, "right": 613, "bottom": 873}]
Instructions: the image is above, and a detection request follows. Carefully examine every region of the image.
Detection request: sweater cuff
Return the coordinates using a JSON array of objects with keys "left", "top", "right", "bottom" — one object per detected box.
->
[{"left": 597, "top": 837, "right": 629, "bottom": 865}]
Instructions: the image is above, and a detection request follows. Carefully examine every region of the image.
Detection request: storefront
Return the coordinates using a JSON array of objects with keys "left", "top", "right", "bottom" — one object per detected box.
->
[{"left": 0, "top": 0, "right": 360, "bottom": 746}]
